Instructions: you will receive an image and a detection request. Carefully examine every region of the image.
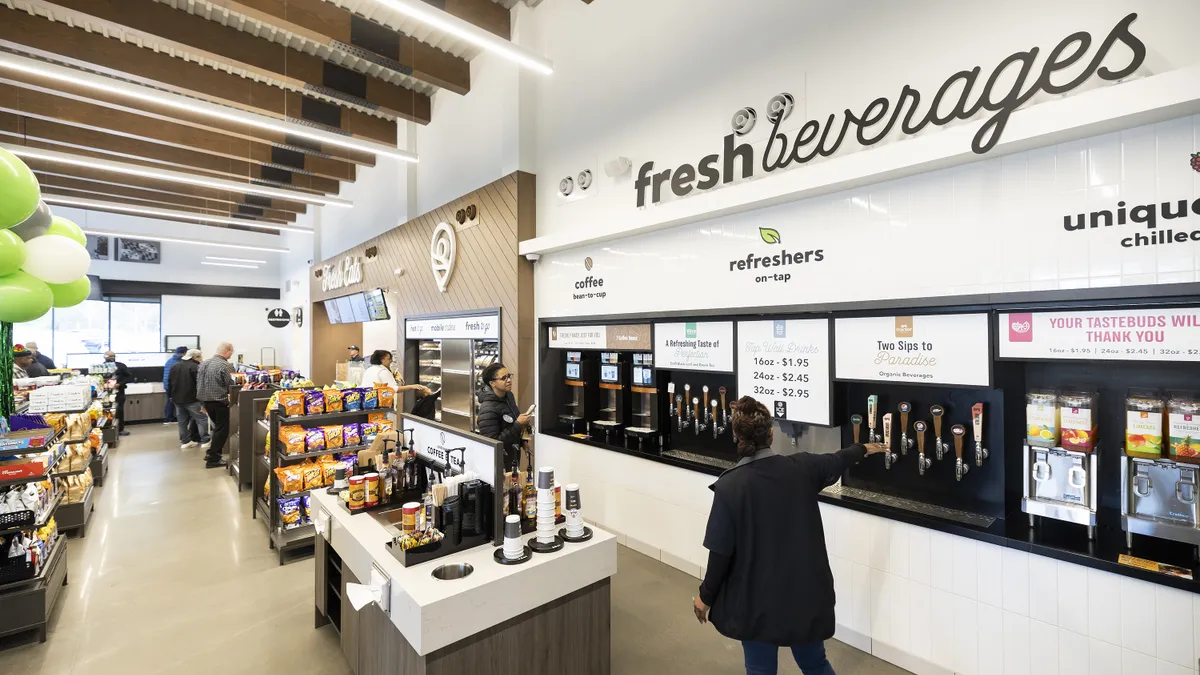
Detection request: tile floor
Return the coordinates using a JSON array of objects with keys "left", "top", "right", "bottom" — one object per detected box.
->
[{"left": 0, "top": 425, "right": 905, "bottom": 675}]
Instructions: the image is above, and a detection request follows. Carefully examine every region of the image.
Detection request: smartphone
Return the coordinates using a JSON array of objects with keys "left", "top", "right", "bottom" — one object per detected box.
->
[{"left": 525, "top": 404, "right": 537, "bottom": 416}]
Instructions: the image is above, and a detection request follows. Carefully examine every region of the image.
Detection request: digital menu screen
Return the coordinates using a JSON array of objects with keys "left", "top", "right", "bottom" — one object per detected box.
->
[
  {"left": 348, "top": 293, "right": 371, "bottom": 323},
  {"left": 566, "top": 363, "right": 580, "bottom": 379},
  {"left": 325, "top": 299, "right": 342, "bottom": 324},
  {"left": 334, "top": 296, "right": 354, "bottom": 324},
  {"left": 600, "top": 365, "right": 618, "bottom": 382},
  {"left": 566, "top": 351, "right": 581, "bottom": 362},
  {"left": 363, "top": 289, "right": 389, "bottom": 321},
  {"left": 632, "top": 368, "right": 643, "bottom": 385}
]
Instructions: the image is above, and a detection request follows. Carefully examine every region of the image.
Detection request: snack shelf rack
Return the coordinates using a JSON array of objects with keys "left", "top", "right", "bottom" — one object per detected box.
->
[
  {"left": 57, "top": 485, "right": 94, "bottom": 538},
  {"left": 0, "top": 491, "right": 63, "bottom": 538},
  {"left": 89, "top": 443, "right": 109, "bottom": 488},
  {"left": 0, "top": 427, "right": 63, "bottom": 459},
  {"left": 0, "top": 535, "right": 68, "bottom": 643},
  {"left": 264, "top": 407, "right": 372, "bottom": 565}
]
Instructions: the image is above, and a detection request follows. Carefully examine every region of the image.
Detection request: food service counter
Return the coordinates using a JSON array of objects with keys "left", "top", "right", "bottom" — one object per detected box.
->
[{"left": 310, "top": 488, "right": 617, "bottom": 673}]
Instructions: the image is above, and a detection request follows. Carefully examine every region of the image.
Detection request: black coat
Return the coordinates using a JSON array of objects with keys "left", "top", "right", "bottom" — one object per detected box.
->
[
  {"left": 703, "top": 445, "right": 867, "bottom": 646},
  {"left": 476, "top": 387, "right": 523, "bottom": 468},
  {"left": 167, "top": 359, "right": 201, "bottom": 405}
]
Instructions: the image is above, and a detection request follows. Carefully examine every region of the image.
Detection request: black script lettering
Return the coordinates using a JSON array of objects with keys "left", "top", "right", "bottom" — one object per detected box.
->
[
  {"left": 788, "top": 119, "right": 823, "bottom": 165},
  {"left": 763, "top": 115, "right": 793, "bottom": 173},
  {"left": 973, "top": 48, "right": 1041, "bottom": 154},
  {"left": 1095, "top": 13, "right": 1146, "bottom": 81},
  {"left": 1039, "top": 31, "right": 1092, "bottom": 94},
  {"left": 817, "top": 113, "right": 854, "bottom": 158},
  {"left": 856, "top": 97, "right": 893, "bottom": 146},
  {"left": 930, "top": 68, "right": 984, "bottom": 124}
]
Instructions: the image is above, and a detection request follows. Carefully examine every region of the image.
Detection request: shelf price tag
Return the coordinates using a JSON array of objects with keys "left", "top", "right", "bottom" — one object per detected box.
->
[
  {"left": 736, "top": 319, "right": 831, "bottom": 425},
  {"left": 998, "top": 308, "right": 1200, "bottom": 362},
  {"left": 834, "top": 313, "right": 991, "bottom": 387}
]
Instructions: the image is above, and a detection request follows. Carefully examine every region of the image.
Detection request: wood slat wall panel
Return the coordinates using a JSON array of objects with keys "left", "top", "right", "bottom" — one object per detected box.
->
[{"left": 310, "top": 172, "right": 534, "bottom": 404}]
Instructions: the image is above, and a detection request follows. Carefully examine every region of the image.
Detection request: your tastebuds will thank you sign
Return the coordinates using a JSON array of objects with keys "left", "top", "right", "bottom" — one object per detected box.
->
[{"left": 998, "top": 308, "right": 1200, "bottom": 362}]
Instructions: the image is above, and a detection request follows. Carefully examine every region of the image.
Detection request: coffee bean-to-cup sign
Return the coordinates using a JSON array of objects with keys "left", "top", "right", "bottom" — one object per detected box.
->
[{"left": 267, "top": 308, "right": 291, "bottom": 328}]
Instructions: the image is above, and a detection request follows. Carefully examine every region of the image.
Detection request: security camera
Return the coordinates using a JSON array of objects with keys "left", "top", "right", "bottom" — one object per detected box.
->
[
  {"left": 525, "top": 253, "right": 541, "bottom": 263},
  {"left": 604, "top": 157, "right": 631, "bottom": 177}
]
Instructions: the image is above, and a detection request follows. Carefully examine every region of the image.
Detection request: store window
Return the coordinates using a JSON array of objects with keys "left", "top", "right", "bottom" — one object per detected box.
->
[
  {"left": 13, "top": 297, "right": 164, "bottom": 366},
  {"left": 13, "top": 313, "right": 53, "bottom": 359},
  {"left": 52, "top": 300, "right": 111, "bottom": 366},
  {"left": 109, "top": 300, "right": 161, "bottom": 353}
]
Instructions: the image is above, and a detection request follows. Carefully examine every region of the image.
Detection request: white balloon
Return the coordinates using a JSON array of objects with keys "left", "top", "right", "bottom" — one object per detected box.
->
[{"left": 21, "top": 235, "right": 91, "bottom": 285}]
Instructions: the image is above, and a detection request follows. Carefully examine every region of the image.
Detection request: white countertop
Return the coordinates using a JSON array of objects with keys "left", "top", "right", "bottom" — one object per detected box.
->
[{"left": 311, "top": 489, "right": 617, "bottom": 655}]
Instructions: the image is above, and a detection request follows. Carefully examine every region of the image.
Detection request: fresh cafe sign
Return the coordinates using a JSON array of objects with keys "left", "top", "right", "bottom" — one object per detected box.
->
[
  {"left": 321, "top": 256, "right": 363, "bottom": 292},
  {"left": 634, "top": 13, "right": 1147, "bottom": 208}
]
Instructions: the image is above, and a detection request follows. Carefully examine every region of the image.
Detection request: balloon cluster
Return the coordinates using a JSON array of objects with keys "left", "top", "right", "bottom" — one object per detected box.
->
[{"left": 0, "top": 148, "right": 91, "bottom": 323}]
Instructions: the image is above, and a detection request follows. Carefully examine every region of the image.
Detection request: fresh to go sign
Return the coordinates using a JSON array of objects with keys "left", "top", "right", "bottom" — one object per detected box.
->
[{"left": 999, "top": 308, "right": 1200, "bottom": 362}]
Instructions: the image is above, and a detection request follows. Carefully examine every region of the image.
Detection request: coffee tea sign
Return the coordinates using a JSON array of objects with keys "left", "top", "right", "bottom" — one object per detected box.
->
[
  {"left": 835, "top": 314, "right": 991, "bottom": 387},
  {"left": 998, "top": 308, "right": 1200, "bottom": 362}
]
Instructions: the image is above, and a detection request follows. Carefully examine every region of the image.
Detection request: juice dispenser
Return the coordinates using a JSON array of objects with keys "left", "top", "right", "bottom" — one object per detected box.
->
[
  {"left": 625, "top": 353, "right": 659, "bottom": 450},
  {"left": 1122, "top": 391, "right": 1200, "bottom": 551},
  {"left": 1022, "top": 390, "right": 1098, "bottom": 539},
  {"left": 590, "top": 352, "right": 625, "bottom": 443}
]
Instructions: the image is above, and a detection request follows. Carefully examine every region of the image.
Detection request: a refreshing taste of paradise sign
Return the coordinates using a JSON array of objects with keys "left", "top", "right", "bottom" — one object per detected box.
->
[{"left": 998, "top": 308, "right": 1200, "bottom": 362}]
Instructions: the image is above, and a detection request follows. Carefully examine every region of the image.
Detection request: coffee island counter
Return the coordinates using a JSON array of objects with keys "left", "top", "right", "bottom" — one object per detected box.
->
[{"left": 308, "top": 416, "right": 617, "bottom": 675}]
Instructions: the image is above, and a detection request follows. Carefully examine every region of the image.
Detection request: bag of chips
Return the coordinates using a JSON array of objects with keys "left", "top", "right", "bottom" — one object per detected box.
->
[
  {"left": 320, "top": 457, "right": 339, "bottom": 486},
  {"left": 301, "top": 461, "right": 324, "bottom": 490},
  {"left": 304, "top": 389, "right": 325, "bottom": 415},
  {"left": 376, "top": 418, "right": 394, "bottom": 432},
  {"left": 325, "top": 387, "right": 344, "bottom": 413},
  {"left": 279, "top": 496, "right": 303, "bottom": 529},
  {"left": 274, "top": 465, "right": 304, "bottom": 494},
  {"left": 363, "top": 387, "right": 379, "bottom": 410},
  {"left": 359, "top": 422, "right": 378, "bottom": 443},
  {"left": 305, "top": 428, "right": 326, "bottom": 453},
  {"left": 302, "top": 494, "right": 312, "bottom": 523},
  {"left": 278, "top": 390, "right": 305, "bottom": 417},
  {"left": 281, "top": 426, "right": 307, "bottom": 455},
  {"left": 343, "top": 423, "right": 361, "bottom": 447},
  {"left": 323, "top": 425, "right": 344, "bottom": 450},
  {"left": 343, "top": 388, "right": 362, "bottom": 411},
  {"left": 376, "top": 386, "right": 395, "bottom": 409},
  {"left": 367, "top": 412, "right": 387, "bottom": 425}
]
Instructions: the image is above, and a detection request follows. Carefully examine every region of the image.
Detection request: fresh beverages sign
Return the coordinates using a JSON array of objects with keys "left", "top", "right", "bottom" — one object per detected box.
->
[{"left": 998, "top": 308, "right": 1200, "bottom": 362}]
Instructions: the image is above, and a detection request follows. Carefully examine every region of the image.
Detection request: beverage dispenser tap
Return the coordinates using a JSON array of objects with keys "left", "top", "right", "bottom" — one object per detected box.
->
[
  {"left": 931, "top": 405, "right": 947, "bottom": 460},
  {"left": 668, "top": 383, "right": 677, "bottom": 418},
  {"left": 972, "top": 403, "right": 988, "bottom": 467},
  {"left": 867, "top": 395, "right": 880, "bottom": 443},
  {"left": 684, "top": 384, "right": 693, "bottom": 426},
  {"left": 703, "top": 386, "right": 711, "bottom": 424},
  {"left": 898, "top": 401, "right": 913, "bottom": 456},
  {"left": 693, "top": 397, "right": 706, "bottom": 434},
  {"left": 883, "top": 413, "right": 898, "bottom": 470},
  {"left": 719, "top": 386, "right": 729, "bottom": 428},
  {"left": 953, "top": 424, "right": 968, "bottom": 481},
  {"left": 851, "top": 414, "right": 863, "bottom": 444},
  {"left": 675, "top": 393, "right": 685, "bottom": 431},
  {"left": 711, "top": 401, "right": 725, "bottom": 438},
  {"left": 914, "top": 421, "right": 931, "bottom": 475}
]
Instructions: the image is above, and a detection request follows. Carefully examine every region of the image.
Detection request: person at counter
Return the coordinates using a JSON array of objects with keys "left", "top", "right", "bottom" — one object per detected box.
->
[
  {"left": 347, "top": 345, "right": 363, "bottom": 362},
  {"left": 693, "top": 396, "right": 885, "bottom": 675},
  {"left": 476, "top": 362, "right": 530, "bottom": 468},
  {"left": 168, "top": 349, "right": 209, "bottom": 450},
  {"left": 26, "top": 342, "right": 55, "bottom": 371},
  {"left": 360, "top": 350, "right": 431, "bottom": 398},
  {"left": 13, "top": 345, "right": 47, "bottom": 378},
  {"left": 162, "top": 346, "right": 187, "bottom": 424},
  {"left": 197, "top": 342, "right": 236, "bottom": 469},
  {"left": 104, "top": 351, "right": 133, "bottom": 437}
]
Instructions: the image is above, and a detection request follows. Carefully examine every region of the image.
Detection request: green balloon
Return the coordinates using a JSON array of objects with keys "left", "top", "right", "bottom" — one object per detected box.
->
[
  {"left": 0, "top": 148, "right": 40, "bottom": 230},
  {"left": 0, "top": 269, "right": 52, "bottom": 323},
  {"left": 47, "top": 275, "right": 91, "bottom": 308},
  {"left": 0, "top": 229, "right": 25, "bottom": 276},
  {"left": 45, "top": 216, "right": 86, "bottom": 246}
]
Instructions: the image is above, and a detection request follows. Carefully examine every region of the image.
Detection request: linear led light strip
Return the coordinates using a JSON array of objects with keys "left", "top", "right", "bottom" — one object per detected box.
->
[
  {"left": 3, "top": 142, "right": 350, "bottom": 208},
  {"left": 206, "top": 256, "right": 266, "bottom": 264},
  {"left": 0, "top": 51, "right": 417, "bottom": 163},
  {"left": 201, "top": 261, "right": 259, "bottom": 269},
  {"left": 364, "top": 0, "right": 553, "bottom": 75},
  {"left": 43, "top": 194, "right": 315, "bottom": 234},
  {"left": 82, "top": 229, "right": 289, "bottom": 253}
]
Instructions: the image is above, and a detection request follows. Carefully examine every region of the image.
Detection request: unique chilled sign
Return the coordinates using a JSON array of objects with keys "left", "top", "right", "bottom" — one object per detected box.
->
[
  {"left": 998, "top": 308, "right": 1200, "bottom": 362},
  {"left": 835, "top": 314, "right": 991, "bottom": 386},
  {"left": 405, "top": 314, "right": 500, "bottom": 341},
  {"left": 654, "top": 321, "right": 734, "bottom": 372},
  {"left": 737, "top": 319, "right": 831, "bottom": 425}
]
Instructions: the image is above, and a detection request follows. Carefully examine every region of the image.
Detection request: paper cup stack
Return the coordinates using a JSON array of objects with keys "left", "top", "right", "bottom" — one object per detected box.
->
[
  {"left": 564, "top": 484, "right": 585, "bottom": 538},
  {"left": 536, "top": 467, "right": 557, "bottom": 544},
  {"left": 503, "top": 515, "right": 524, "bottom": 560}
]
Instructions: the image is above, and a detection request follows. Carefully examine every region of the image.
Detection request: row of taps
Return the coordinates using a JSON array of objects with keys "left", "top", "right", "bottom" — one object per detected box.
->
[
  {"left": 666, "top": 383, "right": 729, "bottom": 438},
  {"left": 853, "top": 395, "right": 988, "bottom": 481}
]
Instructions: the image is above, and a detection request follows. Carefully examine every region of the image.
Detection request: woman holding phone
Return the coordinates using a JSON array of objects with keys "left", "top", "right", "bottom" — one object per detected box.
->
[{"left": 476, "top": 362, "right": 530, "bottom": 468}]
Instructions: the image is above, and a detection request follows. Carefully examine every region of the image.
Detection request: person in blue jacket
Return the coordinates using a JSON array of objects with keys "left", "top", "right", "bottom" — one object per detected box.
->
[{"left": 162, "top": 346, "right": 188, "bottom": 424}]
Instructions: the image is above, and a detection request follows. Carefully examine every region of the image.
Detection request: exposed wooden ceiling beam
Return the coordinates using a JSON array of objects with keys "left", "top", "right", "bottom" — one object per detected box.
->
[
  {"left": 43, "top": 185, "right": 292, "bottom": 228},
  {"left": 435, "top": 0, "right": 513, "bottom": 40},
  {"left": 21, "top": 160, "right": 312, "bottom": 214},
  {"left": 0, "top": 71, "right": 376, "bottom": 167},
  {"left": 35, "top": 174, "right": 298, "bottom": 223},
  {"left": 0, "top": 115, "right": 343, "bottom": 195},
  {"left": 35, "top": 0, "right": 432, "bottom": 124},
  {"left": 0, "top": 85, "right": 355, "bottom": 182},
  {"left": 46, "top": 196, "right": 286, "bottom": 234},
  {"left": 0, "top": 7, "right": 403, "bottom": 144},
  {"left": 205, "top": 0, "right": 471, "bottom": 95}
]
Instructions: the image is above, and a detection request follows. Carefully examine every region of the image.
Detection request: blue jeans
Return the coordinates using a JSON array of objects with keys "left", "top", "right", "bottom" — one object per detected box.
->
[
  {"left": 176, "top": 402, "right": 210, "bottom": 444},
  {"left": 164, "top": 395, "right": 177, "bottom": 422},
  {"left": 742, "top": 641, "right": 834, "bottom": 675}
]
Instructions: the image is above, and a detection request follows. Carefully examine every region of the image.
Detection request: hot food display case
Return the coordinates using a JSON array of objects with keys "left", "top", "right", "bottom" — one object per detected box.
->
[{"left": 403, "top": 310, "right": 501, "bottom": 433}]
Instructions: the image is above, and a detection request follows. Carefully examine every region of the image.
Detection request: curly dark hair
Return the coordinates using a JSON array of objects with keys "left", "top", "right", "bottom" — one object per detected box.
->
[
  {"left": 480, "top": 362, "right": 508, "bottom": 385},
  {"left": 369, "top": 349, "right": 392, "bottom": 366},
  {"left": 731, "top": 395, "right": 773, "bottom": 458}
]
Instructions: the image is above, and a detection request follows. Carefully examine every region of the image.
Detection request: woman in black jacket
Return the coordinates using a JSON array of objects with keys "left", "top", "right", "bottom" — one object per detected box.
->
[
  {"left": 693, "top": 396, "right": 883, "bottom": 675},
  {"left": 475, "top": 363, "right": 529, "bottom": 468}
]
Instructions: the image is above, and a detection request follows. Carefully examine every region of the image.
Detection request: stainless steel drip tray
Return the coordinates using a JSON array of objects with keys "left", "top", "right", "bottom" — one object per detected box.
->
[{"left": 821, "top": 484, "right": 996, "bottom": 528}]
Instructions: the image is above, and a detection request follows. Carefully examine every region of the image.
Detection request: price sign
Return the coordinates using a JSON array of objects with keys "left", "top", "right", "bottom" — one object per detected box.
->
[
  {"left": 998, "top": 308, "right": 1200, "bottom": 362},
  {"left": 737, "top": 319, "right": 831, "bottom": 425}
]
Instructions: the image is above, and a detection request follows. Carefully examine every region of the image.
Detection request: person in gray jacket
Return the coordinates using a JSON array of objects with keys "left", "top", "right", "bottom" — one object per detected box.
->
[{"left": 475, "top": 363, "right": 530, "bottom": 469}]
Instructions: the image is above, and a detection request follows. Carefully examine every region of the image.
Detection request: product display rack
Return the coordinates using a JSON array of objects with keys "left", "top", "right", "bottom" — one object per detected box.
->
[
  {"left": 0, "top": 491, "right": 62, "bottom": 538},
  {"left": 56, "top": 485, "right": 94, "bottom": 538},
  {"left": 232, "top": 385, "right": 277, "bottom": 491},
  {"left": 264, "top": 407, "right": 372, "bottom": 565},
  {"left": 89, "top": 443, "right": 109, "bottom": 487},
  {"left": 0, "top": 536, "right": 68, "bottom": 643}
]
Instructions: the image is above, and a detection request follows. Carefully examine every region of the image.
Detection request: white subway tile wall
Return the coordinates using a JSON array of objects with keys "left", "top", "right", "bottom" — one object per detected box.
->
[{"left": 821, "top": 504, "right": 1200, "bottom": 675}]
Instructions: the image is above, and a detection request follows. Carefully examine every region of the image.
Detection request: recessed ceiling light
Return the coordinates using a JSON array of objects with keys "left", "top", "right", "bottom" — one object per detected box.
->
[
  {"left": 364, "top": 0, "right": 553, "bottom": 75},
  {"left": 42, "top": 195, "right": 316, "bottom": 234},
  {"left": 206, "top": 256, "right": 267, "bottom": 264},
  {"left": 81, "top": 229, "right": 289, "bottom": 253},
  {"left": 9, "top": 144, "right": 350, "bottom": 209},
  {"left": 0, "top": 51, "right": 417, "bottom": 163},
  {"left": 200, "top": 261, "right": 260, "bottom": 269}
]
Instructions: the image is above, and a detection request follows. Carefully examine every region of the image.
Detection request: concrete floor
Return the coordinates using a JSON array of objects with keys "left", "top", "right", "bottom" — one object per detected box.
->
[{"left": 0, "top": 425, "right": 906, "bottom": 675}]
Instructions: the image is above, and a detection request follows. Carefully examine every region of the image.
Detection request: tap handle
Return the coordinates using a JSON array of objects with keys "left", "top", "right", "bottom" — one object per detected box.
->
[
  {"left": 703, "top": 385, "right": 709, "bottom": 414},
  {"left": 952, "top": 424, "right": 966, "bottom": 459},
  {"left": 899, "top": 401, "right": 911, "bottom": 435},
  {"left": 931, "top": 405, "right": 944, "bottom": 437},
  {"left": 692, "top": 397, "right": 699, "bottom": 420},
  {"left": 851, "top": 414, "right": 862, "bottom": 444},
  {"left": 719, "top": 386, "right": 727, "bottom": 411},
  {"left": 972, "top": 403, "right": 983, "bottom": 444},
  {"left": 710, "top": 400, "right": 719, "bottom": 423},
  {"left": 867, "top": 395, "right": 878, "bottom": 429},
  {"left": 882, "top": 413, "right": 893, "bottom": 447},
  {"left": 914, "top": 421, "right": 926, "bottom": 454}
]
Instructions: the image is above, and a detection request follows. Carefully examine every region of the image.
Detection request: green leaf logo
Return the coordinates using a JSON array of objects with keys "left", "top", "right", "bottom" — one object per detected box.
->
[{"left": 759, "top": 227, "right": 781, "bottom": 245}]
